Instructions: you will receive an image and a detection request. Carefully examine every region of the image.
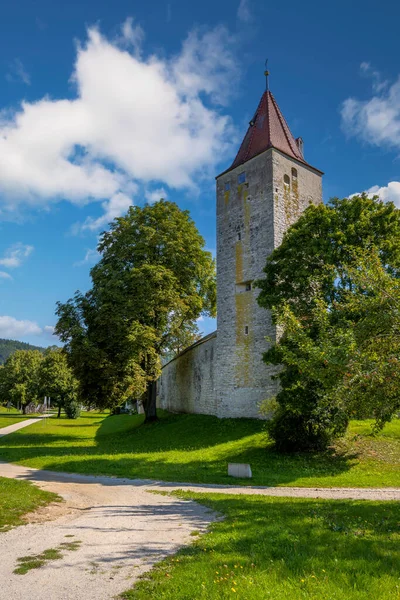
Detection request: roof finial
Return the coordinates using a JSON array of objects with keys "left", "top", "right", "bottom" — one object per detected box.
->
[{"left": 264, "top": 59, "right": 270, "bottom": 92}]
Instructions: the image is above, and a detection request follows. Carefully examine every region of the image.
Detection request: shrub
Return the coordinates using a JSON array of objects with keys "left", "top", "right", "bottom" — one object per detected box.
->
[{"left": 64, "top": 401, "right": 81, "bottom": 419}]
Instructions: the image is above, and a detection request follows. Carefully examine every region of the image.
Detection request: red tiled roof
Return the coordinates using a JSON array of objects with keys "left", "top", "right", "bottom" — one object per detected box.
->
[{"left": 229, "top": 90, "right": 313, "bottom": 171}]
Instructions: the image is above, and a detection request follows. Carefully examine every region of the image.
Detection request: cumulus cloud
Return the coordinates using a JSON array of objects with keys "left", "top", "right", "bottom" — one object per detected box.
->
[
  {"left": 145, "top": 187, "right": 168, "bottom": 203},
  {"left": 118, "top": 17, "right": 145, "bottom": 56},
  {"left": 352, "top": 181, "right": 400, "bottom": 208},
  {"left": 0, "top": 316, "right": 42, "bottom": 338},
  {"left": 0, "top": 243, "right": 33, "bottom": 268},
  {"left": 0, "top": 316, "right": 58, "bottom": 340},
  {"left": 237, "top": 0, "right": 253, "bottom": 23},
  {"left": 6, "top": 58, "right": 31, "bottom": 85},
  {"left": 341, "top": 66, "right": 400, "bottom": 149},
  {"left": 0, "top": 20, "right": 236, "bottom": 229}
]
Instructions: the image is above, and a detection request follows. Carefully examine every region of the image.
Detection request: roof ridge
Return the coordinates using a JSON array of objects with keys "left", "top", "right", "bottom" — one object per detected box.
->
[{"left": 269, "top": 92, "right": 301, "bottom": 159}]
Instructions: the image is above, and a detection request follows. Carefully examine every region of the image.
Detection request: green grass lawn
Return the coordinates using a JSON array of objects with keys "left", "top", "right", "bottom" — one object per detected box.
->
[
  {"left": 0, "top": 476, "right": 60, "bottom": 532},
  {"left": 0, "top": 411, "right": 399, "bottom": 487},
  {"left": 121, "top": 492, "right": 400, "bottom": 600},
  {"left": 0, "top": 406, "right": 31, "bottom": 429}
]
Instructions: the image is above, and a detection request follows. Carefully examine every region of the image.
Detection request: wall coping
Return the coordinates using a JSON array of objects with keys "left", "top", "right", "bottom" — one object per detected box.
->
[{"left": 161, "top": 330, "right": 217, "bottom": 370}]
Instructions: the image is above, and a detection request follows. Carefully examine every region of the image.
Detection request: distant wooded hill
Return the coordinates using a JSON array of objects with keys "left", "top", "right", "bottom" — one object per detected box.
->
[{"left": 0, "top": 339, "right": 46, "bottom": 365}]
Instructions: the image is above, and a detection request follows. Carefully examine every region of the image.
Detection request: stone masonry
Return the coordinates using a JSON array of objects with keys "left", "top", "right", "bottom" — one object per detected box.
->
[{"left": 158, "top": 87, "right": 323, "bottom": 419}]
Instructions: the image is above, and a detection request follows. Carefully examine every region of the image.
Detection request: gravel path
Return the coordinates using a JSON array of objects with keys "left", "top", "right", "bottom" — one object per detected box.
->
[
  {"left": 1, "top": 460, "right": 399, "bottom": 600},
  {"left": 0, "top": 462, "right": 216, "bottom": 600}
]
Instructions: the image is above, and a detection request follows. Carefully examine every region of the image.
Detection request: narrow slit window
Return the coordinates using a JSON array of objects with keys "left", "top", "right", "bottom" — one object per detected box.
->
[
  {"left": 237, "top": 232, "right": 241, "bottom": 241},
  {"left": 244, "top": 326, "right": 249, "bottom": 335},
  {"left": 238, "top": 172, "right": 246, "bottom": 184},
  {"left": 291, "top": 167, "right": 298, "bottom": 180},
  {"left": 225, "top": 182, "right": 230, "bottom": 191}
]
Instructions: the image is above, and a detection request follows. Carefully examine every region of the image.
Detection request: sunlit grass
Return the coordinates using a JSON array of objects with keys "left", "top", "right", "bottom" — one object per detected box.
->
[
  {"left": 0, "top": 406, "right": 30, "bottom": 429},
  {"left": 0, "top": 477, "right": 60, "bottom": 532},
  {"left": 121, "top": 493, "right": 400, "bottom": 600},
  {"left": 0, "top": 411, "right": 399, "bottom": 487}
]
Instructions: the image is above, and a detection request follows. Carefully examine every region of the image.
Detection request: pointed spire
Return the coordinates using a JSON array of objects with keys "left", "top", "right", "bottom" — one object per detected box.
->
[{"left": 226, "top": 74, "right": 323, "bottom": 175}]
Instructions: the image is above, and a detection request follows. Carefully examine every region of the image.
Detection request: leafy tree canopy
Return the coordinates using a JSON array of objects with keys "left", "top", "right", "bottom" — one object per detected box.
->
[
  {"left": 0, "top": 339, "right": 45, "bottom": 365},
  {"left": 257, "top": 195, "right": 400, "bottom": 451},
  {"left": 0, "top": 350, "right": 43, "bottom": 413},
  {"left": 39, "top": 348, "right": 78, "bottom": 417},
  {"left": 56, "top": 200, "right": 216, "bottom": 422}
]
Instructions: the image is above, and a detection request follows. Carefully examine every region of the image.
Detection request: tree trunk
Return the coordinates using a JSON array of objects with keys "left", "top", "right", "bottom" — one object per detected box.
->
[
  {"left": 57, "top": 404, "right": 61, "bottom": 418},
  {"left": 22, "top": 404, "right": 26, "bottom": 415},
  {"left": 143, "top": 380, "right": 158, "bottom": 423}
]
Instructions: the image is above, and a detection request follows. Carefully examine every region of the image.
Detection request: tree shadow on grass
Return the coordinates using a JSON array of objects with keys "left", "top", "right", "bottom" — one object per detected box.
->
[
  {"left": 9, "top": 446, "right": 356, "bottom": 486},
  {"left": 153, "top": 496, "right": 400, "bottom": 596},
  {"left": 0, "top": 411, "right": 358, "bottom": 486}
]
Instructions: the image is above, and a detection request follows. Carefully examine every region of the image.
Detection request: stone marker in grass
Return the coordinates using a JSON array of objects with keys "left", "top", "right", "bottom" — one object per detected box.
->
[{"left": 228, "top": 463, "right": 252, "bottom": 478}]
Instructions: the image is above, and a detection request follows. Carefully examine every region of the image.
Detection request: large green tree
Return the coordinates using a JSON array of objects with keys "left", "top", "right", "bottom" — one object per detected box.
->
[
  {"left": 56, "top": 200, "right": 216, "bottom": 422},
  {"left": 38, "top": 348, "right": 79, "bottom": 418},
  {"left": 257, "top": 195, "right": 400, "bottom": 451},
  {"left": 0, "top": 350, "right": 43, "bottom": 413}
]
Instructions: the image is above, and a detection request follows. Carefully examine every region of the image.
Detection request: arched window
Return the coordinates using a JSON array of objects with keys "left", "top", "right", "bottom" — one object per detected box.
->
[
  {"left": 291, "top": 168, "right": 298, "bottom": 180},
  {"left": 283, "top": 174, "right": 290, "bottom": 188}
]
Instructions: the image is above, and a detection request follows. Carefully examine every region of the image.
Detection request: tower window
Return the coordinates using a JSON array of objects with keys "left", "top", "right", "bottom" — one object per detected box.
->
[
  {"left": 245, "top": 283, "right": 252, "bottom": 291},
  {"left": 238, "top": 172, "right": 246, "bottom": 184},
  {"left": 225, "top": 182, "right": 230, "bottom": 191},
  {"left": 291, "top": 168, "right": 298, "bottom": 180},
  {"left": 283, "top": 174, "right": 290, "bottom": 188},
  {"left": 237, "top": 232, "right": 241, "bottom": 241},
  {"left": 244, "top": 326, "right": 249, "bottom": 335}
]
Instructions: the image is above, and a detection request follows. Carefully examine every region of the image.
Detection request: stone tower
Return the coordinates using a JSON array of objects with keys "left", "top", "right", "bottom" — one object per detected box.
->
[{"left": 215, "top": 86, "right": 323, "bottom": 418}]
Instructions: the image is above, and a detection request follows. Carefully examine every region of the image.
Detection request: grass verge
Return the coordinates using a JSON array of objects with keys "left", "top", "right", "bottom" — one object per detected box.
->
[
  {"left": 0, "top": 476, "right": 61, "bottom": 532},
  {"left": 0, "top": 411, "right": 399, "bottom": 487},
  {"left": 121, "top": 492, "right": 400, "bottom": 600}
]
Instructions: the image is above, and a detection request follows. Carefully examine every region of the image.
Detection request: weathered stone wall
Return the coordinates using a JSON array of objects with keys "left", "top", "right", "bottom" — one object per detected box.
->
[
  {"left": 215, "top": 148, "right": 322, "bottom": 419},
  {"left": 272, "top": 150, "right": 323, "bottom": 246},
  {"left": 158, "top": 148, "right": 322, "bottom": 421},
  {"left": 157, "top": 332, "right": 217, "bottom": 415}
]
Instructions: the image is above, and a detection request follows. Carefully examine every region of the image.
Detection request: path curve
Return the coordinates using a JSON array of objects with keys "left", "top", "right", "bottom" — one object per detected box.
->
[
  {"left": 0, "top": 462, "right": 215, "bottom": 600},
  {"left": 1, "top": 463, "right": 400, "bottom": 600}
]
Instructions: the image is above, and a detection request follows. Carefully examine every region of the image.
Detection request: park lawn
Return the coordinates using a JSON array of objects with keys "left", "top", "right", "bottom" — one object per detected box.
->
[
  {"left": 0, "top": 476, "right": 60, "bottom": 532},
  {"left": 0, "top": 411, "right": 399, "bottom": 488},
  {"left": 0, "top": 406, "right": 32, "bottom": 429},
  {"left": 121, "top": 492, "right": 400, "bottom": 600}
]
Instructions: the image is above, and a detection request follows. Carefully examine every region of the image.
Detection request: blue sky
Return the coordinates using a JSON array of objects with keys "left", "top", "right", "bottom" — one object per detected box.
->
[{"left": 1, "top": 0, "right": 400, "bottom": 346}]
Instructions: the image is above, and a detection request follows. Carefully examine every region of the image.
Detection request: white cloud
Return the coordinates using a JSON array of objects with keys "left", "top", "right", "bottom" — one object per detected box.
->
[
  {"left": 0, "top": 316, "right": 42, "bottom": 338},
  {"left": 0, "top": 271, "right": 12, "bottom": 280},
  {"left": 357, "top": 181, "right": 400, "bottom": 208},
  {"left": 341, "top": 67, "right": 400, "bottom": 149},
  {"left": 145, "top": 187, "right": 168, "bottom": 203},
  {"left": 6, "top": 58, "right": 31, "bottom": 85},
  {"left": 74, "top": 247, "right": 100, "bottom": 267},
  {"left": 0, "top": 243, "right": 33, "bottom": 268},
  {"left": 0, "top": 316, "right": 59, "bottom": 341},
  {"left": 0, "top": 20, "right": 236, "bottom": 229},
  {"left": 237, "top": 0, "right": 253, "bottom": 23},
  {"left": 118, "top": 17, "right": 145, "bottom": 56},
  {"left": 360, "top": 62, "right": 388, "bottom": 93},
  {"left": 79, "top": 192, "right": 134, "bottom": 232}
]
